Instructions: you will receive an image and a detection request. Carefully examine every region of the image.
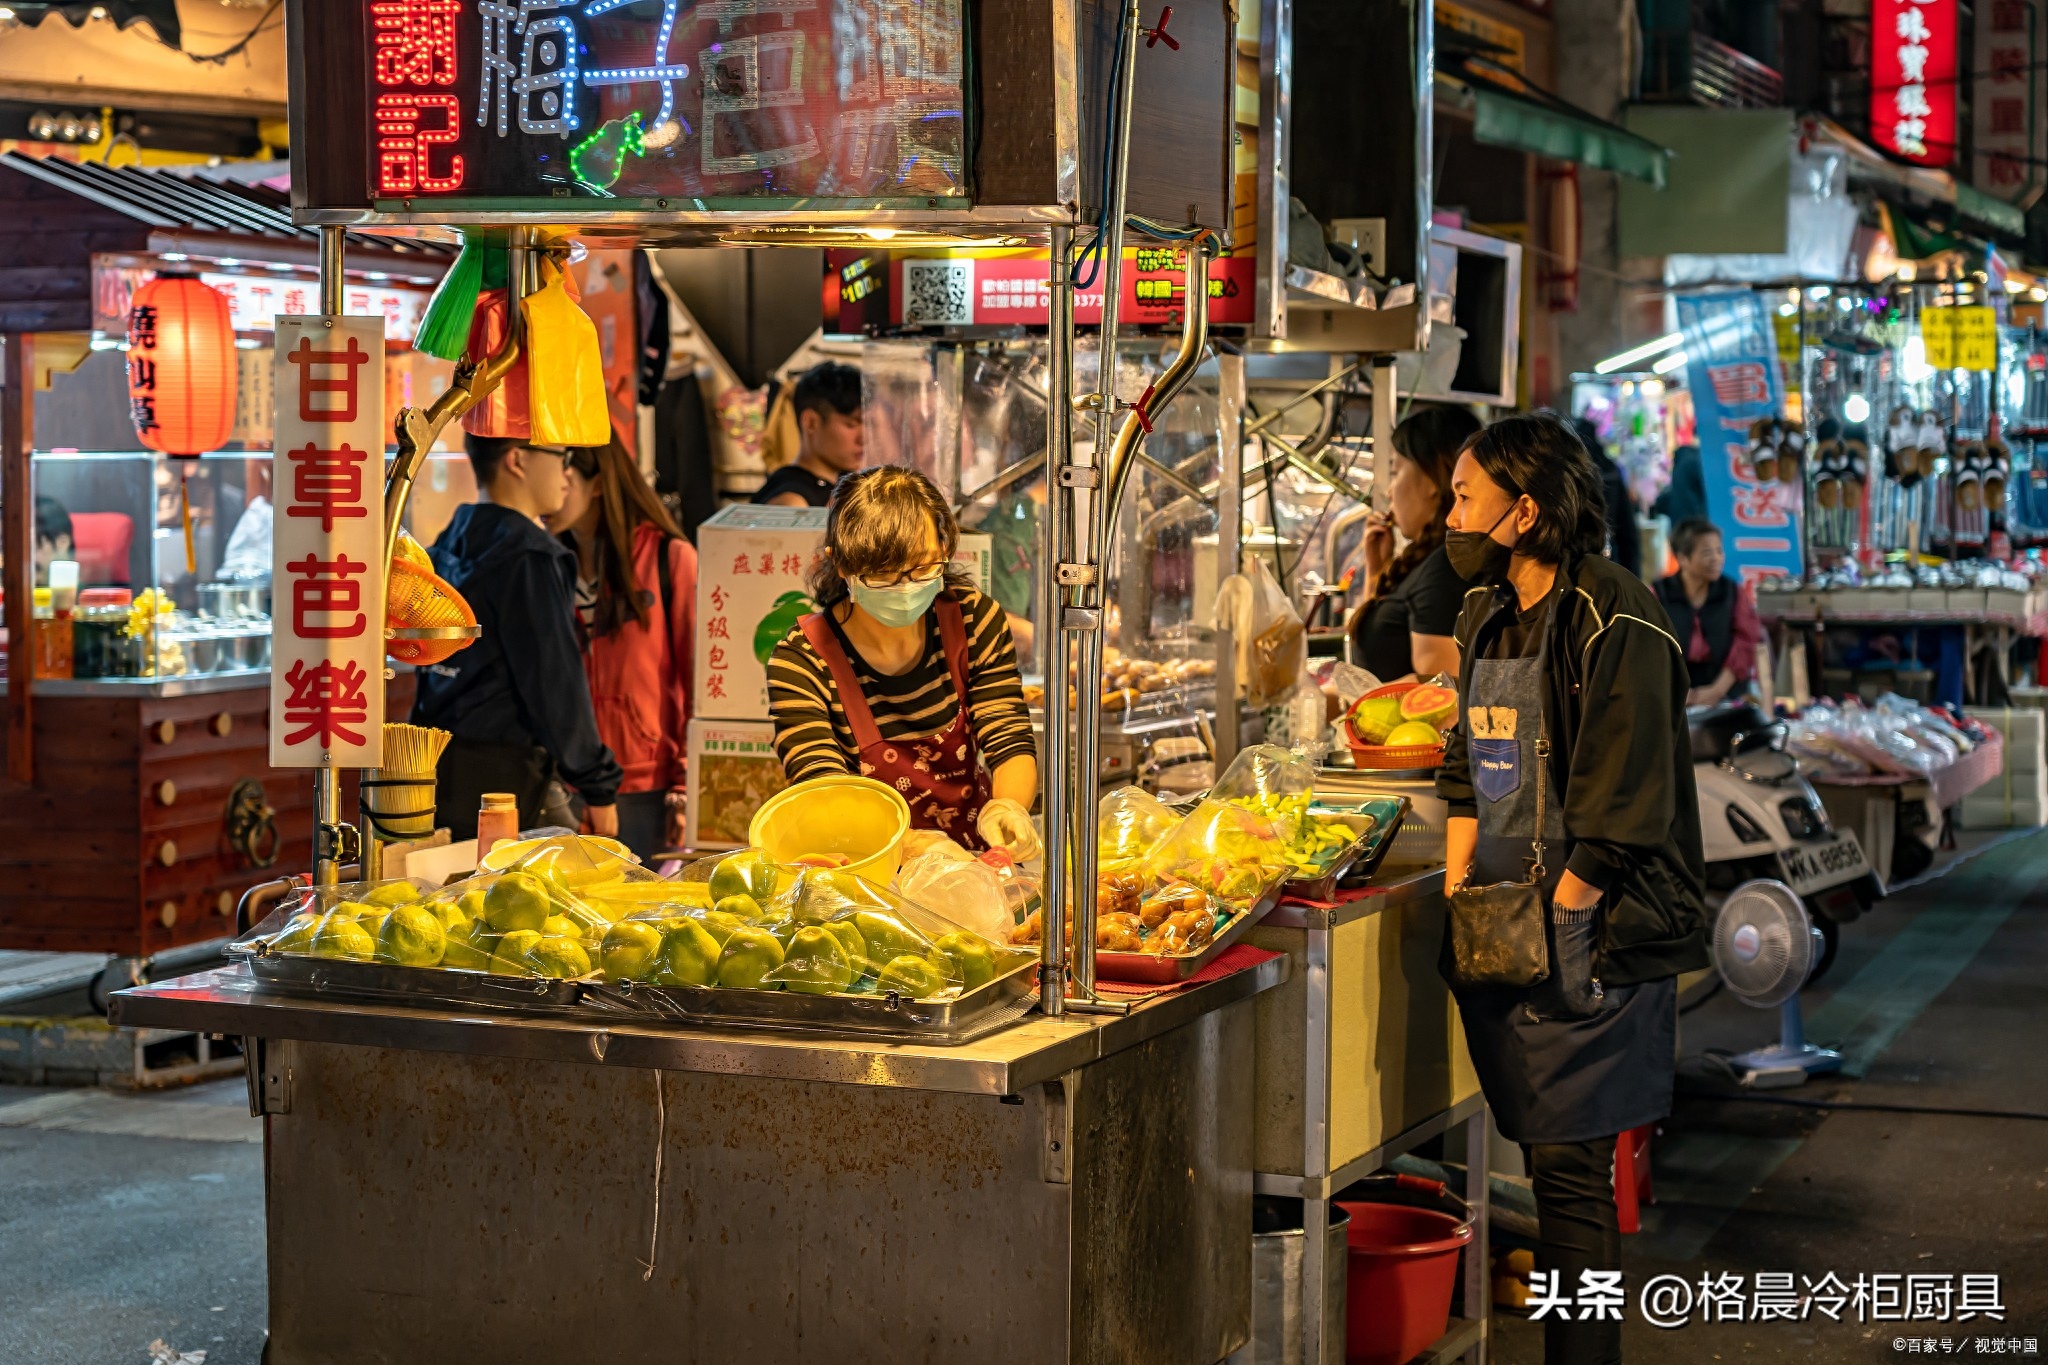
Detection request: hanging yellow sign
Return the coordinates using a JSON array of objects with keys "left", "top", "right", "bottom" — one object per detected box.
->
[{"left": 1922, "top": 306, "right": 1998, "bottom": 372}]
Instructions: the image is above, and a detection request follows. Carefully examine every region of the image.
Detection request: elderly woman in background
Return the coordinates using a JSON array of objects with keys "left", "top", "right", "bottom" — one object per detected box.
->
[{"left": 1654, "top": 518, "right": 1764, "bottom": 707}]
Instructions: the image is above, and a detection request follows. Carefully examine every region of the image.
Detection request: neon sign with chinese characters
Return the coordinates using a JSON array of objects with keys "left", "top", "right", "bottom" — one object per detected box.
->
[
  {"left": 1873, "top": 0, "right": 1958, "bottom": 167},
  {"left": 360, "top": 0, "right": 968, "bottom": 206}
]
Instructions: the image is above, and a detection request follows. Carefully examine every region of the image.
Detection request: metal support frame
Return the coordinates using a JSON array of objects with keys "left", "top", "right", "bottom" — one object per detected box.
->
[
  {"left": 314, "top": 227, "right": 346, "bottom": 887},
  {"left": 1257, "top": 898, "right": 1494, "bottom": 1365},
  {"left": 1214, "top": 348, "right": 1246, "bottom": 771},
  {"left": 1038, "top": 223, "right": 1075, "bottom": 1017}
]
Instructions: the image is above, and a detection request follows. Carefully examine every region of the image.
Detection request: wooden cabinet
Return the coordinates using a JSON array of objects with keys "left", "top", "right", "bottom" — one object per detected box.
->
[{"left": 0, "top": 673, "right": 414, "bottom": 955}]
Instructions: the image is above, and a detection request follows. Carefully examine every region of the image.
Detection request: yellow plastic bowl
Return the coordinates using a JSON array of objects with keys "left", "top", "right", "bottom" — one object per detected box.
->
[{"left": 748, "top": 774, "right": 912, "bottom": 886}]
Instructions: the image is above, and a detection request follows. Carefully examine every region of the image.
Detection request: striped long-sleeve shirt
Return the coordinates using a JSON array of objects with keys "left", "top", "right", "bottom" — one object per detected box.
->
[{"left": 767, "top": 589, "right": 1036, "bottom": 783}]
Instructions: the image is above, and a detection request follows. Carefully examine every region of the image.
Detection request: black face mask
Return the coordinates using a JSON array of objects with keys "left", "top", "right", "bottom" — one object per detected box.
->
[{"left": 1445, "top": 505, "right": 1517, "bottom": 584}]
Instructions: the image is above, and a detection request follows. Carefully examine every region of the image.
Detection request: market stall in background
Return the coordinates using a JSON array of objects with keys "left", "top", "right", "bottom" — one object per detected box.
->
[{"left": 0, "top": 157, "right": 450, "bottom": 956}]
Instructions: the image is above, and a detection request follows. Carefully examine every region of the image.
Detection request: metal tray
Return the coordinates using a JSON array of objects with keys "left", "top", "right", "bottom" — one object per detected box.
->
[
  {"left": 1281, "top": 796, "right": 1411, "bottom": 902},
  {"left": 1092, "top": 883, "right": 1284, "bottom": 985},
  {"left": 244, "top": 949, "right": 588, "bottom": 1012},
  {"left": 578, "top": 959, "right": 1041, "bottom": 1044}
]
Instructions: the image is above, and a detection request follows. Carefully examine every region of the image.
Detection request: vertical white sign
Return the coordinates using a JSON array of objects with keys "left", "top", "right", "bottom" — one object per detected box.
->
[
  {"left": 1973, "top": 0, "right": 2045, "bottom": 202},
  {"left": 269, "top": 315, "right": 387, "bottom": 769}
]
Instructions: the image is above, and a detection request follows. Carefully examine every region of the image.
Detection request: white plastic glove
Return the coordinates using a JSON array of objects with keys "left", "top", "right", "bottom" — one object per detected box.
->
[{"left": 977, "top": 796, "right": 1042, "bottom": 863}]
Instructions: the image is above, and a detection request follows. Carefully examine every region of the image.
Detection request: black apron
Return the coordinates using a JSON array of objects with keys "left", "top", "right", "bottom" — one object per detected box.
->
[{"left": 1451, "top": 592, "right": 1677, "bottom": 1145}]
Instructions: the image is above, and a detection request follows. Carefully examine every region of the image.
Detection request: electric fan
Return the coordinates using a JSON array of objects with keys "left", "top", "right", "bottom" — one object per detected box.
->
[{"left": 1710, "top": 879, "right": 1843, "bottom": 1088}]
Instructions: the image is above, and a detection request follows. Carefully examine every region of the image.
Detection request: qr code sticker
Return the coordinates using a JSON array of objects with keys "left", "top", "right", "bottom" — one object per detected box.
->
[{"left": 903, "top": 258, "right": 974, "bottom": 325}]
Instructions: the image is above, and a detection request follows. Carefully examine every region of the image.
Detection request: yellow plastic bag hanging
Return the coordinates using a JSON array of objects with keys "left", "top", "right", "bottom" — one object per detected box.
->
[{"left": 520, "top": 261, "right": 611, "bottom": 445}]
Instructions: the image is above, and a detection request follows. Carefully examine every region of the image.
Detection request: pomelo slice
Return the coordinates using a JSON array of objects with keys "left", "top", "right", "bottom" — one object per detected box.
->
[{"left": 1399, "top": 683, "right": 1458, "bottom": 728}]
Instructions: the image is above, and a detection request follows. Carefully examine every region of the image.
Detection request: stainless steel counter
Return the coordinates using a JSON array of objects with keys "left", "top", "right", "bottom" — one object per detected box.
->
[
  {"left": 111, "top": 953, "right": 1288, "bottom": 1096},
  {"left": 0, "top": 667, "right": 271, "bottom": 698},
  {"left": 112, "top": 958, "right": 1290, "bottom": 1365}
]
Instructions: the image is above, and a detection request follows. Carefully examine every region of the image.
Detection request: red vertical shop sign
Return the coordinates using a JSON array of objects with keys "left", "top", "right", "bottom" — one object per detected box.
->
[
  {"left": 269, "top": 316, "right": 387, "bottom": 769},
  {"left": 1872, "top": 0, "right": 1959, "bottom": 166}
]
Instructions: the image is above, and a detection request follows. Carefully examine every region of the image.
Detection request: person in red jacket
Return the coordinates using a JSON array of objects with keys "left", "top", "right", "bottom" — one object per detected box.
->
[{"left": 550, "top": 428, "right": 697, "bottom": 858}]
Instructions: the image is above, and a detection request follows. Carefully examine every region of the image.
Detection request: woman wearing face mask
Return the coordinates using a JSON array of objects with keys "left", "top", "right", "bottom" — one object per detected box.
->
[
  {"left": 1436, "top": 413, "right": 1707, "bottom": 1365},
  {"left": 766, "top": 466, "right": 1041, "bottom": 860}
]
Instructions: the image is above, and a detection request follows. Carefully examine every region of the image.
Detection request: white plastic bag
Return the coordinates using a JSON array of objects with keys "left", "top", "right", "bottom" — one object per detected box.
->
[
  {"left": 1215, "top": 559, "right": 1306, "bottom": 709},
  {"left": 897, "top": 849, "right": 1014, "bottom": 940}
]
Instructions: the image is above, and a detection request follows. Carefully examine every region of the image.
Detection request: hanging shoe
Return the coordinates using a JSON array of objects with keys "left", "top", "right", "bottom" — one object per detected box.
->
[
  {"left": 1842, "top": 435, "right": 1870, "bottom": 510},
  {"left": 1985, "top": 437, "right": 2011, "bottom": 510},
  {"left": 1954, "top": 442, "right": 1986, "bottom": 513},
  {"left": 1777, "top": 426, "right": 1806, "bottom": 486},
  {"left": 1748, "top": 416, "right": 1782, "bottom": 483}
]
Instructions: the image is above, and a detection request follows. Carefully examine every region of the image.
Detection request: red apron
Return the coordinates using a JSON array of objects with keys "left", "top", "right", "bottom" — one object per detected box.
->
[{"left": 796, "top": 598, "right": 995, "bottom": 848}]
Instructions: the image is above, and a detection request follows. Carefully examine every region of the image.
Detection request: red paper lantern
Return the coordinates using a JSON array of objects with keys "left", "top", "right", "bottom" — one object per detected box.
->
[{"left": 126, "top": 275, "right": 238, "bottom": 457}]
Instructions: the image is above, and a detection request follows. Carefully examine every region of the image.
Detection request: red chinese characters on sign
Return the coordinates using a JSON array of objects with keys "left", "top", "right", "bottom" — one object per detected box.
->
[
  {"left": 369, "top": 0, "right": 468, "bottom": 196},
  {"left": 1874, "top": 0, "right": 1959, "bottom": 166},
  {"left": 286, "top": 335, "right": 372, "bottom": 422},
  {"left": 284, "top": 443, "right": 372, "bottom": 532},
  {"left": 371, "top": 0, "right": 459, "bottom": 84},
  {"left": 376, "top": 94, "right": 465, "bottom": 195},
  {"left": 1972, "top": 0, "right": 2042, "bottom": 199},
  {"left": 1707, "top": 362, "right": 1771, "bottom": 407},
  {"left": 271, "top": 314, "right": 385, "bottom": 769},
  {"left": 282, "top": 658, "right": 374, "bottom": 748},
  {"left": 287, "top": 552, "right": 370, "bottom": 639}
]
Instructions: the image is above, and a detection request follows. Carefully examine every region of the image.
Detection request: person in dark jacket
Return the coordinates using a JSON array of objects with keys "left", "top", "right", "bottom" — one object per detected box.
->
[
  {"left": 1573, "top": 417, "right": 1640, "bottom": 576},
  {"left": 1438, "top": 412, "right": 1705, "bottom": 1365},
  {"left": 1650, "top": 442, "right": 1708, "bottom": 528},
  {"left": 413, "top": 434, "right": 623, "bottom": 842},
  {"left": 1654, "top": 518, "right": 1764, "bottom": 706}
]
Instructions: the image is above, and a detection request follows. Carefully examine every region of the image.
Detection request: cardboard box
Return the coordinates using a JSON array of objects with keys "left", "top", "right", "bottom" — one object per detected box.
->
[
  {"left": 694, "top": 505, "right": 830, "bottom": 721},
  {"left": 1959, "top": 789, "right": 2048, "bottom": 829},
  {"left": 685, "top": 718, "right": 789, "bottom": 851},
  {"left": 693, "top": 508, "right": 995, "bottom": 723},
  {"left": 1966, "top": 706, "right": 2045, "bottom": 776}
]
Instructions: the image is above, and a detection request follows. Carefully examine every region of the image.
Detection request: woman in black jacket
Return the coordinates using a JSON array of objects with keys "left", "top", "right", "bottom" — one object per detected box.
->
[{"left": 1437, "top": 413, "right": 1707, "bottom": 1365}]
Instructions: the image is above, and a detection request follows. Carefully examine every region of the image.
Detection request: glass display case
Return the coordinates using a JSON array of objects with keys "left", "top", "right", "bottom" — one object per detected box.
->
[{"left": 23, "top": 450, "right": 273, "bottom": 681}]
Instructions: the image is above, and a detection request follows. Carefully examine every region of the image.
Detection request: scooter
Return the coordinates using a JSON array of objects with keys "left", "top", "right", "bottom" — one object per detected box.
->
[{"left": 1690, "top": 700, "right": 1885, "bottom": 980}]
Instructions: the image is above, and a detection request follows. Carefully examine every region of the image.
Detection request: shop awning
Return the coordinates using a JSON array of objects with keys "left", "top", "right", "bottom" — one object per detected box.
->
[
  {"left": 1436, "top": 61, "right": 1672, "bottom": 188},
  {"left": 1797, "top": 115, "right": 2027, "bottom": 244},
  {"left": 8, "top": 2, "right": 179, "bottom": 46}
]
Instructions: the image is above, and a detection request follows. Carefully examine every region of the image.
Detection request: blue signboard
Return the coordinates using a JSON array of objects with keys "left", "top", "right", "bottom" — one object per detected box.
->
[{"left": 1674, "top": 290, "right": 1803, "bottom": 582}]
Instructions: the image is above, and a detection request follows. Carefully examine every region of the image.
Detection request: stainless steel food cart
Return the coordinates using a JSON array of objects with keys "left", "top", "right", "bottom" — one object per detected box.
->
[{"left": 112, "top": 953, "right": 1286, "bottom": 1364}]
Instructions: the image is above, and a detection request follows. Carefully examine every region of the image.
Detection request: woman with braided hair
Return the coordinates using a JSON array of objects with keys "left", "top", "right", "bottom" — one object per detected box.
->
[{"left": 1346, "top": 402, "right": 1483, "bottom": 680}]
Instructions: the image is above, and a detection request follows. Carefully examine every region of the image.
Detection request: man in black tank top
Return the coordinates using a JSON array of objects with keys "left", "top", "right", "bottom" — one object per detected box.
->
[{"left": 754, "top": 361, "right": 864, "bottom": 507}]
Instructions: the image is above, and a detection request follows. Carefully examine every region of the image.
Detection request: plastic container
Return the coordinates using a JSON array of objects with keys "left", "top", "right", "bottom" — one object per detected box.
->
[
  {"left": 748, "top": 774, "right": 912, "bottom": 886},
  {"left": 1333, "top": 1198, "right": 1473, "bottom": 1365},
  {"left": 476, "top": 793, "right": 519, "bottom": 861}
]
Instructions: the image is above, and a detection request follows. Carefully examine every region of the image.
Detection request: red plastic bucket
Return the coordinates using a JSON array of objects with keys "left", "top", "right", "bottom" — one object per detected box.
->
[{"left": 1333, "top": 1200, "right": 1473, "bottom": 1365}]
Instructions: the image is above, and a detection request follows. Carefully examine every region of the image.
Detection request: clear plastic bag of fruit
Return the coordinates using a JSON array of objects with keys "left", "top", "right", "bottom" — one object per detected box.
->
[
  {"left": 1145, "top": 797, "right": 1293, "bottom": 912},
  {"left": 234, "top": 877, "right": 432, "bottom": 964},
  {"left": 1097, "top": 786, "right": 1180, "bottom": 870},
  {"left": 593, "top": 865, "right": 1032, "bottom": 1001},
  {"left": 234, "top": 869, "right": 625, "bottom": 981}
]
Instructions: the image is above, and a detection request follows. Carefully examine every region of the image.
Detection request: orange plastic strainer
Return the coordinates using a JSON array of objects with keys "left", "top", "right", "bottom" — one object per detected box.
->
[{"left": 386, "top": 557, "right": 479, "bottom": 665}]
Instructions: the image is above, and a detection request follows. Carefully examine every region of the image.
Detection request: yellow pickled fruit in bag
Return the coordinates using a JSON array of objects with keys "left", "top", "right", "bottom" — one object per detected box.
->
[
  {"left": 484, "top": 872, "right": 550, "bottom": 933},
  {"left": 521, "top": 265, "right": 610, "bottom": 445}
]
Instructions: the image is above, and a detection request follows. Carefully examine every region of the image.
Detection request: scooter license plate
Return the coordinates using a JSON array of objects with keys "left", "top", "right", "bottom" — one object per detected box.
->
[{"left": 1777, "top": 831, "right": 1870, "bottom": 895}]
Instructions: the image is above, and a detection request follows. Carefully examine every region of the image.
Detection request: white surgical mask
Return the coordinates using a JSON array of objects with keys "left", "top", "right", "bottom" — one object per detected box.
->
[{"left": 848, "top": 575, "right": 943, "bottom": 627}]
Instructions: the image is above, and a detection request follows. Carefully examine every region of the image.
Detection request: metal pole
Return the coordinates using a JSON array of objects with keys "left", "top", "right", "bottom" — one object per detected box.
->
[
  {"left": 1038, "top": 224, "right": 1075, "bottom": 1017},
  {"left": 1214, "top": 349, "right": 1245, "bottom": 770},
  {"left": 2, "top": 334, "right": 33, "bottom": 785},
  {"left": 1370, "top": 355, "right": 1398, "bottom": 515},
  {"left": 1064, "top": 0, "right": 1143, "bottom": 1003},
  {"left": 316, "top": 225, "right": 346, "bottom": 885}
]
